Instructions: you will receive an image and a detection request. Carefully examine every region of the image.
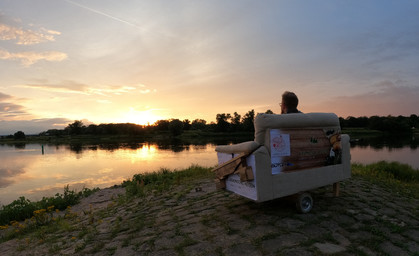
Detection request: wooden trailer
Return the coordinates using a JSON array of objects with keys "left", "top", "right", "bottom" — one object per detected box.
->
[{"left": 213, "top": 112, "right": 351, "bottom": 213}]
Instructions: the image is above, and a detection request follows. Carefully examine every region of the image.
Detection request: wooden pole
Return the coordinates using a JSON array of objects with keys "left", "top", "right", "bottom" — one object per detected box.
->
[{"left": 333, "top": 182, "right": 340, "bottom": 197}]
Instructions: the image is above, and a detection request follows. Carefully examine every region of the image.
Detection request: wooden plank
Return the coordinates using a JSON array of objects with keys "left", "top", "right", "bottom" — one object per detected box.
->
[
  {"left": 272, "top": 128, "right": 337, "bottom": 172},
  {"left": 212, "top": 152, "right": 255, "bottom": 182},
  {"left": 212, "top": 154, "right": 244, "bottom": 179}
]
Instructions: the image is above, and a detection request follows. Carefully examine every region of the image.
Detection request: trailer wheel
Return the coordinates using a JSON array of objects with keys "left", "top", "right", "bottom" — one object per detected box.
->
[{"left": 296, "top": 193, "right": 313, "bottom": 213}]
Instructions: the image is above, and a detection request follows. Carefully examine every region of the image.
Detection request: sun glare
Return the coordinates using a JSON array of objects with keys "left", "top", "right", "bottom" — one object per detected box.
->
[{"left": 122, "top": 108, "right": 162, "bottom": 126}]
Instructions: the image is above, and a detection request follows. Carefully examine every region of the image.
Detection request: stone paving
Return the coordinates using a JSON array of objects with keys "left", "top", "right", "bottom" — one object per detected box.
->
[{"left": 1, "top": 176, "right": 418, "bottom": 255}]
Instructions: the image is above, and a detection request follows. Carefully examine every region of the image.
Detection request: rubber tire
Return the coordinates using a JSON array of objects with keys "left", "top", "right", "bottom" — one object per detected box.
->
[{"left": 296, "top": 193, "right": 313, "bottom": 214}]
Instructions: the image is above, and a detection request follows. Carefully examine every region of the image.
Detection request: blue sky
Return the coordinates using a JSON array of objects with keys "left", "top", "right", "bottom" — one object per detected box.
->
[{"left": 1, "top": 0, "right": 418, "bottom": 134}]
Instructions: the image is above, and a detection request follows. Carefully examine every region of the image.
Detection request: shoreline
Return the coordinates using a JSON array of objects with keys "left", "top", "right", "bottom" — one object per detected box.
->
[
  {"left": 1, "top": 173, "right": 418, "bottom": 255},
  {"left": 1, "top": 161, "right": 418, "bottom": 224}
]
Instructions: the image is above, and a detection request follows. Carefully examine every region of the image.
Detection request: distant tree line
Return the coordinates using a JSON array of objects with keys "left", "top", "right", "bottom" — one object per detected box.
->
[
  {"left": 37, "top": 109, "right": 267, "bottom": 137},
  {"left": 5, "top": 112, "right": 417, "bottom": 139},
  {"left": 339, "top": 114, "right": 418, "bottom": 133}
]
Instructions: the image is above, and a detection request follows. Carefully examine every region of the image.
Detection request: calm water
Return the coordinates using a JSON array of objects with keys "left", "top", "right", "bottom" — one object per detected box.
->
[{"left": 0, "top": 136, "right": 418, "bottom": 205}]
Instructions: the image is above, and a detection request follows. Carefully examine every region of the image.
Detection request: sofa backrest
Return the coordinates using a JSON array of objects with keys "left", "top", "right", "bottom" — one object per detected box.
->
[
  {"left": 254, "top": 113, "right": 342, "bottom": 172},
  {"left": 254, "top": 113, "right": 340, "bottom": 145}
]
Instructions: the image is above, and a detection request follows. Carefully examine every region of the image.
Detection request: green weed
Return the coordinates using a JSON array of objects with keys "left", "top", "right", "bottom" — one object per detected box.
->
[
  {"left": 123, "top": 165, "right": 213, "bottom": 197},
  {"left": 352, "top": 161, "right": 419, "bottom": 198},
  {"left": 0, "top": 186, "right": 99, "bottom": 226}
]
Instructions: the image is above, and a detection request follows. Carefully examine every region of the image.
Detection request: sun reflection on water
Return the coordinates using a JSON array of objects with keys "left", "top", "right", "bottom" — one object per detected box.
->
[{"left": 132, "top": 144, "right": 157, "bottom": 163}]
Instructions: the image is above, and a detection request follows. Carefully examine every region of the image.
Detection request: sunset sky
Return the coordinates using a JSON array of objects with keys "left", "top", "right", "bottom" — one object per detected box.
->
[{"left": 1, "top": 0, "right": 418, "bottom": 134}]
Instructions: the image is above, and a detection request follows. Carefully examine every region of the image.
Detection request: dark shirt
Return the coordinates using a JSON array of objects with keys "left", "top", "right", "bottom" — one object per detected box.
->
[{"left": 286, "top": 108, "right": 302, "bottom": 114}]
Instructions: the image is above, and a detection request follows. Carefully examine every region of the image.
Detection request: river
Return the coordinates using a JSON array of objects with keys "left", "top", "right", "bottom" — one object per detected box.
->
[{"left": 0, "top": 135, "right": 417, "bottom": 205}]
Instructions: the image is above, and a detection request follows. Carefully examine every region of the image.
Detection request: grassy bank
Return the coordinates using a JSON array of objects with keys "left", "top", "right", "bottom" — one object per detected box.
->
[
  {"left": 0, "top": 166, "right": 213, "bottom": 227},
  {"left": 0, "top": 186, "right": 99, "bottom": 227},
  {"left": 0, "top": 165, "right": 213, "bottom": 243},
  {"left": 352, "top": 161, "right": 419, "bottom": 198}
]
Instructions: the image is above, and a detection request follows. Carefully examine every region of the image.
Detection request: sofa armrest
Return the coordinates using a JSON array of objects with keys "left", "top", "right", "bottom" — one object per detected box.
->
[{"left": 215, "top": 141, "right": 260, "bottom": 154}]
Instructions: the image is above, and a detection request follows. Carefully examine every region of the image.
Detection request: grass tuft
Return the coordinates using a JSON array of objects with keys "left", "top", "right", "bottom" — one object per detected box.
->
[
  {"left": 352, "top": 161, "right": 419, "bottom": 198},
  {"left": 122, "top": 165, "right": 213, "bottom": 197}
]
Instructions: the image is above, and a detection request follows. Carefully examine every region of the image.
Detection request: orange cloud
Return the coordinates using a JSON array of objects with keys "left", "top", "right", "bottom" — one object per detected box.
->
[
  {"left": 0, "top": 49, "right": 67, "bottom": 66},
  {"left": 0, "top": 23, "right": 60, "bottom": 45}
]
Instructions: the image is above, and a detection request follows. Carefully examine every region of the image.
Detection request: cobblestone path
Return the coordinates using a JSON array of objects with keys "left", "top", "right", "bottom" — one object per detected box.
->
[{"left": 1, "top": 176, "right": 418, "bottom": 255}]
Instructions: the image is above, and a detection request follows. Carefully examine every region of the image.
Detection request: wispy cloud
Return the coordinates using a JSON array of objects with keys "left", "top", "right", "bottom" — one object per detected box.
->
[
  {"left": 0, "top": 21, "right": 66, "bottom": 66},
  {"left": 22, "top": 81, "right": 90, "bottom": 94},
  {"left": 0, "top": 23, "right": 60, "bottom": 45},
  {"left": 0, "top": 102, "right": 28, "bottom": 117},
  {"left": 0, "top": 92, "right": 13, "bottom": 101},
  {"left": 0, "top": 49, "right": 67, "bottom": 66},
  {"left": 20, "top": 81, "right": 155, "bottom": 96},
  {"left": 0, "top": 92, "right": 31, "bottom": 120}
]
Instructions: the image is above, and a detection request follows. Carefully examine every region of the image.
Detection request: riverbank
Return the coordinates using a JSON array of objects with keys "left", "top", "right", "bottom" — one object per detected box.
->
[
  {"left": 0, "top": 130, "right": 254, "bottom": 145},
  {"left": 0, "top": 163, "right": 418, "bottom": 255},
  {"left": 2, "top": 128, "right": 418, "bottom": 145}
]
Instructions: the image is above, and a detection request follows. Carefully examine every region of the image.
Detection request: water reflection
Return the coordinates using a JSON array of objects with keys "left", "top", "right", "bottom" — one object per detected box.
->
[
  {"left": 0, "top": 166, "right": 26, "bottom": 189},
  {"left": 134, "top": 144, "right": 157, "bottom": 160},
  {"left": 350, "top": 134, "right": 418, "bottom": 150},
  {"left": 0, "top": 141, "right": 219, "bottom": 205},
  {"left": 33, "top": 138, "right": 229, "bottom": 155}
]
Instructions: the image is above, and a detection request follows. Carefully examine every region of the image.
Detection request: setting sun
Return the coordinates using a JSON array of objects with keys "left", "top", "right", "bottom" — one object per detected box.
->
[{"left": 120, "top": 108, "right": 162, "bottom": 126}]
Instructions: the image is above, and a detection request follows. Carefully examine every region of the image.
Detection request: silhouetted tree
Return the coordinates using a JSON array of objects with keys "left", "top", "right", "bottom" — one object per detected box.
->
[
  {"left": 368, "top": 115, "right": 383, "bottom": 130},
  {"left": 14, "top": 131, "right": 26, "bottom": 140},
  {"left": 216, "top": 113, "right": 231, "bottom": 132},
  {"left": 155, "top": 120, "right": 170, "bottom": 131},
  {"left": 169, "top": 119, "right": 184, "bottom": 136},
  {"left": 231, "top": 112, "right": 241, "bottom": 131},
  {"left": 191, "top": 119, "right": 207, "bottom": 130},
  {"left": 409, "top": 114, "right": 418, "bottom": 128},
  {"left": 242, "top": 110, "right": 255, "bottom": 132},
  {"left": 182, "top": 119, "right": 191, "bottom": 131},
  {"left": 66, "top": 120, "right": 85, "bottom": 135}
]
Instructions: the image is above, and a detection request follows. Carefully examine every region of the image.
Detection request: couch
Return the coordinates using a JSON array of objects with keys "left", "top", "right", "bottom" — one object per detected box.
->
[{"left": 214, "top": 112, "right": 351, "bottom": 203}]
